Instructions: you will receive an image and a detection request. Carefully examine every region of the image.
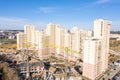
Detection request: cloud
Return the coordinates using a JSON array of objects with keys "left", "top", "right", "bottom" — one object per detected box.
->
[
  {"left": 39, "top": 7, "right": 56, "bottom": 13},
  {"left": 75, "top": 0, "right": 111, "bottom": 10},
  {"left": 0, "top": 17, "right": 45, "bottom": 30},
  {"left": 0, "top": 17, "right": 29, "bottom": 30},
  {"left": 79, "top": 0, "right": 111, "bottom": 9},
  {"left": 95, "top": 0, "right": 111, "bottom": 4}
]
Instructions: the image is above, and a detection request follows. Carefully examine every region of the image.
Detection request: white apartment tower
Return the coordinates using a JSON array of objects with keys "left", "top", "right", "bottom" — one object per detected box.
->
[
  {"left": 83, "top": 39, "right": 102, "bottom": 80},
  {"left": 45, "top": 23, "right": 62, "bottom": 55},
  {"left": 94, "top": 19, "right": 111, "bottom": 71},
  {"left": 34, "top": 30, "right": 44, "bottom": 50},
  {"left": 38, "top": 33, "right": 49, "bottom": 59},
  {"left": 34, "top": 30, "right": 40, "bottom": 49},
  {"left": 17, "top": 32, "right": 26, "bottom": 49},
  {"left": 24, "top": 25, "right": 35, "bottom": 49},
  {"left": 83, "top": 19, "right": 111, "bottom": 80},
  {"left": 63, "top": 30, "right": 72, "bottom": 60},
  {"left": 71, "top": 27, "right": 81, "bottom": 60}
]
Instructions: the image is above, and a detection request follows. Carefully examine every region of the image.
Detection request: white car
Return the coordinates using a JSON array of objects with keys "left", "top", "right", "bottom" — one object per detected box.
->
[{"left": 114, "top": 60, "right": 120, "bottom": 66}]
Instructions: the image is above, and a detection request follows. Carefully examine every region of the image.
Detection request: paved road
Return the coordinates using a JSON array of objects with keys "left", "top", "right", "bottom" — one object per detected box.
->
[
  {"left": 99, "top": 63, "right": 120, "bottom": 80},
  {"left": 103, "top": 66, "right": 120, "bottom": 80},
  {"left": 98, "top": 50, "right": 120, "bottom": 80},
  {"left": 110, "top": 49, "right": 120, "bottom": 56}
]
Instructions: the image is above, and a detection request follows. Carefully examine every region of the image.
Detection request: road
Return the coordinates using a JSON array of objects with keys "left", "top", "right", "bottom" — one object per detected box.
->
[
  {"left": 110, "top": 49, "right": 120, "bottom": 56},
  {"left": 99, "top": 50, "right": 120, "bottom": 80},
  {"left": 101, "top": 66, "right": 120, "bottom": 80}
]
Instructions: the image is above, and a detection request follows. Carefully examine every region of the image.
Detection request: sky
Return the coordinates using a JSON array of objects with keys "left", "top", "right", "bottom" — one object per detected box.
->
[{"left": 0, "top": 0, "right": 120, "bottom": 30}]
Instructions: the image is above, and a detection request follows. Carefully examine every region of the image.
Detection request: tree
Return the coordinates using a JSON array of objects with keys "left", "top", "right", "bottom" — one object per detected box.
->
[
  {"left": 44, "top": 61, "right": 51, "bottom": 70},
  {"left": 0, "top": 62, "right": 19, "bottom": 80}
]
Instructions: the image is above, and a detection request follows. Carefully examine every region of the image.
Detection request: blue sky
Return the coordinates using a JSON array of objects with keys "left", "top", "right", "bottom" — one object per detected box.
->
[{"left": 0, "top": 0, "right": 120, "bottom": 30}]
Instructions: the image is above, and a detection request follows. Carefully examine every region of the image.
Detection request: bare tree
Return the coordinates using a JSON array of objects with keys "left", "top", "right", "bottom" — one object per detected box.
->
[{"left": 0, "top": 62, "right": 19, "bottom": 80}]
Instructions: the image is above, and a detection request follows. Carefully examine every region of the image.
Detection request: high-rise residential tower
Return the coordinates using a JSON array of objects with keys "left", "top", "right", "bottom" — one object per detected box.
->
[
  {"left": 38, "top": 33, "right": 49, "bottom": 59},
  {"left": 83, "top": 19, "right": 111, "bottom": 80},
  {"left": 63, "top": 30, "right": 72, "bottom": 60},
  {"left": 17, "top": 32, "right": 26, "bottom": 49},
  {"left": 83, "top": 38, "right": 102, "bottom": 80},
  {"left": 24, "top": 25, "right": 35, "bottom": 49},
  {"left": 71, "top": 27, "right": 81, "bottom": 60},
  {"left": 94, "top": 19, "right": 111, "bottom": 71},
  {"left": 45, "top": 23, "right": 61, "bottom": 55}
]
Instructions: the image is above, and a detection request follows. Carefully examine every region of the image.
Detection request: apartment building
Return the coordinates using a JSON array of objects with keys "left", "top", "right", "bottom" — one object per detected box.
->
[{"left": 83, "top": 19, "right": 111, "bottom": 79}]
